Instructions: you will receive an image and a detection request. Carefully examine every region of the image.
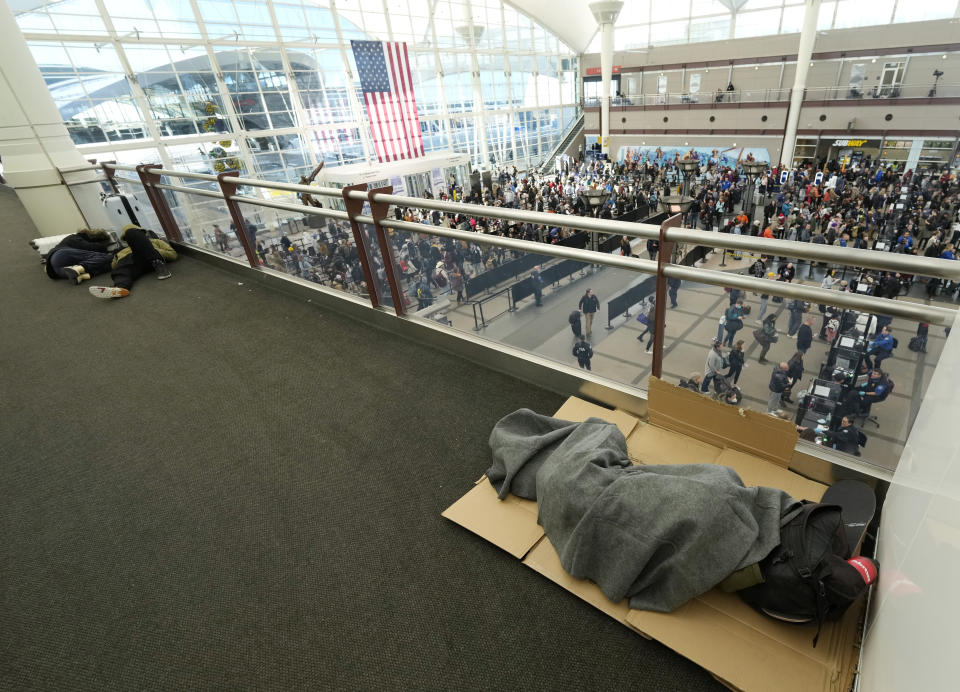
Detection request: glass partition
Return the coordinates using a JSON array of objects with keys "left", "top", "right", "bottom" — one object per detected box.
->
[{"left": 659, "top": 262, "right": 949, "bottom": 473}]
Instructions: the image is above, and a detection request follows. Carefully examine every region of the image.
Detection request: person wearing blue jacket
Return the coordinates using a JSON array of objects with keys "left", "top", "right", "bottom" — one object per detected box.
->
[
  {"left": 896, "top": 231, "right": 914, "bottom": 252},
  {"left": 866, "top": 325, "right": 895, "bottom": 369}
]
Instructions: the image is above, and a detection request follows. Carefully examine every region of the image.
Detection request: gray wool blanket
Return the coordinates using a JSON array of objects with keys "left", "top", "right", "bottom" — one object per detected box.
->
[{"left": 486, "top": 409, "right": 795, "bottom": 613}]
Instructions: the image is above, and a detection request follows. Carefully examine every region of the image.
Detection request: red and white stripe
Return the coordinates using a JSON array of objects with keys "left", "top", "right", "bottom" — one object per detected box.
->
[{"left": 364, "top": 42, "right": 424, "bottom": 164}]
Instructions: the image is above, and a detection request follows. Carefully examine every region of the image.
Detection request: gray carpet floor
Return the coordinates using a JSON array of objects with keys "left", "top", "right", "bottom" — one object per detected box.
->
[{"left": 0, "top": 185, "right": 723, "bottom": 691}]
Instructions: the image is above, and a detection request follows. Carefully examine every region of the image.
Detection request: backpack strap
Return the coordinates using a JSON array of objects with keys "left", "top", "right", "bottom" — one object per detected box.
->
[{"left": 780, "top": 503, "right": 843, "bottom": 646}]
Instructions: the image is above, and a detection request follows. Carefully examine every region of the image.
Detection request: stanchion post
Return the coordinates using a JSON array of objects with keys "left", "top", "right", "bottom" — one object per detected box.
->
[
  {"left": 651, "top": 213, "right": 681, "bottom": 379},
  {"left": 341, "top": 183, "right": 382, "bottom": 310},
  {"left": 216, "top": 171, "right": 260, "bottom": 268},
  {"left": 135, "top": 164, "right": 183, "bottom": 243},
  {"left": 366, "top": 186, "right": 406, "bottom": 317}
]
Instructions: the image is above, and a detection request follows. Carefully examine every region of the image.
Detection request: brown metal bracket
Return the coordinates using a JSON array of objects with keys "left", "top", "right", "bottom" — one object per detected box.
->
[
  {"left": 341, "top": 183, "right": 382, "bottom": 309},
  {"left": 100, "top": 160, "right": 120, "bottom": 194},
  {"left": 216, "top": 171, "right": 259, "bottom": 268},
  {"left": 365, "top": 185, "right": 405, "bottom": 316},
  {"left": 651, "top": 213, "right": 681, "bottom": 379},
  {"left": 136, "top": 164, "right": 183, "bottom": 243}
]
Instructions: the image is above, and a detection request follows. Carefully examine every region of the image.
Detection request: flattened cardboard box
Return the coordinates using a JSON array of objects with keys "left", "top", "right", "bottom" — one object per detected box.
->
[
  {"left": 647, "top": 376, "right": 798, "bottom": 467},
  {"left": 443, "top": 393, "right": 861, "bottom": 692},
  {"left": 442, "top": 397, "right": 635, "bottom": 559}
]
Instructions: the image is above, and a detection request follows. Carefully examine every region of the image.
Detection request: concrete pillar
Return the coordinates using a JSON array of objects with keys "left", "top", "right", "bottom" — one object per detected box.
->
[
  {"left": 590, "top": 2, "right": 623, "bottom": 158},
  {"left": 461, "top": 0, "right": 490, "bottom": 171},
  {"left": 780, "top": 0, "right": 821, "bottom": 167},
  {"left": 0, "top": 2, "right": 110, "bottom": 236}
]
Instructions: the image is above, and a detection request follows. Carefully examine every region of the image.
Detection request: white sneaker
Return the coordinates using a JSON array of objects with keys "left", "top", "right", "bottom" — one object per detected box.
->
[{"left": 89, "top": 285, "right": 130, "bottom": 299}]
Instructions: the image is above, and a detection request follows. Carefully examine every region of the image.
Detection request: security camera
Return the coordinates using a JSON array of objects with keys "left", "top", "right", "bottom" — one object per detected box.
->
[{"left": 933, "top": 70, "right": 944, "bottom": 78}]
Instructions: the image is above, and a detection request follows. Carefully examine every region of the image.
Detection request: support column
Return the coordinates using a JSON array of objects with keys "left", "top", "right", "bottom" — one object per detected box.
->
[
  {"left": 590, "top": 2, "right": 623, "bottom": 159},
  {"left": 0, "top": 1, "right": 103, "bottom": 235},
  {"left": 780, "top": 0, "right": 821, "bottom": 167}
]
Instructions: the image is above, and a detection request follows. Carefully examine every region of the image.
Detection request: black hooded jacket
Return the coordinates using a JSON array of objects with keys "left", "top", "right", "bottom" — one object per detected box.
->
[{"left": 44, "top": 229, "right": 114, "bottom": 280}]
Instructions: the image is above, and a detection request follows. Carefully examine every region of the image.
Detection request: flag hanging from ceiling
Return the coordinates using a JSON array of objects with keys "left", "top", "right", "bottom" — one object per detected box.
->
[{"left": 350, "top": 40, "right": 425, "bottom": 163}]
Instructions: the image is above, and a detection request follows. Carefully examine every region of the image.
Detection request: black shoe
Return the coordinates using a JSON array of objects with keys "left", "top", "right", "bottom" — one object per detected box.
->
[
  {"left": 152, "top": 258, "right": 172, "bottom": 280},
  {"left": 62, "top": 265, "right": 86, "bottom": 284}
]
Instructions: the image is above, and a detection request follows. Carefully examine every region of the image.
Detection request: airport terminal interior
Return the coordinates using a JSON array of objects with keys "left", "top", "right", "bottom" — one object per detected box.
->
[{"left": 2, "top": 1, "right": 959, "bottom": 690}]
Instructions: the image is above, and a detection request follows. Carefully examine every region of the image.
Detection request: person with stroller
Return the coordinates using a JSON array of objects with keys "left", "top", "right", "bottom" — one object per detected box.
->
[
  {"left": 725, "top": 340, "right": 745, "bottom": 384},
  {"left": 753, "top": 313, "right": 779, "bottom": 364}
]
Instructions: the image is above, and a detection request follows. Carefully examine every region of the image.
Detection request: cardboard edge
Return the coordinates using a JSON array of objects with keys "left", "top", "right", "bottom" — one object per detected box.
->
[
  {"left": 441, "top": 480, "right": 544, "bottom": 559},
  {"left": 553, "top": 396, "right": 640, "bottom": 438},
  {"left": 522, "top": 535, "right": 636, "bottom": 629}
]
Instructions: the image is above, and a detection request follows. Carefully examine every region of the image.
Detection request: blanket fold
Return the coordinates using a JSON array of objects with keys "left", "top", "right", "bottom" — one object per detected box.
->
[{"left": 487, "top": 409, "right": 794, "bottom": 612}]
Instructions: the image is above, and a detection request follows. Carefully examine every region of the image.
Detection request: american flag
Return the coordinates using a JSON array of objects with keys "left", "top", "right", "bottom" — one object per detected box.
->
[{"left": 350, "top": 40, "right": 425, "bottom": 163}]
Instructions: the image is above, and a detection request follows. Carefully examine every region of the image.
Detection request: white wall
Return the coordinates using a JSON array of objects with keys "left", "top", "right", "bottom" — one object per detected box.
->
[
  {"left": 582, "top": 20, "right": 960, "bottom": 98},
  {"left": 0, "top": 1, "right": 111, "bottom": 235},
  {"left": 858, "top": 310, "right": 960, "bottom": 691}
]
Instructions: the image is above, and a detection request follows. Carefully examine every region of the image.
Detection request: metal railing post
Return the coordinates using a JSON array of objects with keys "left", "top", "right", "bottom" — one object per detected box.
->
[
  {"left": 652, "top": 214, "right": 681, "bottom": 379},
  {"left": 100, "top": 161, "right": 120, "bottom": 194},
  {"left": 216, "top": 170, "right": 260, "bottom": 268},
  {"left": 136, "top": 164, "right": 183, "bottom": 243},
  {"left": 366, "top": 186, "right": 406, "bottom": 317},
  {"left": 341, "top": 183, "right": 382, "bottom": 310}
]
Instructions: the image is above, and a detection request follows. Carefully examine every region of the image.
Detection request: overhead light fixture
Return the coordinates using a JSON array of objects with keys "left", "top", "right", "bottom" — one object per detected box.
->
[
  {"left": 810, "top": 62, "right": 814, "bottom": 67},
  {"left": 871, "top": 58, "right": 877, "bottom": 63},
  {"left": 684, "top": 142, "right": 689, "bottom": 145},
  {"left": 943, "top": 54, "right": 948, "bottom": 59},
  {"left": 754, "top": 65, "right": 759, "bottom": 70}
]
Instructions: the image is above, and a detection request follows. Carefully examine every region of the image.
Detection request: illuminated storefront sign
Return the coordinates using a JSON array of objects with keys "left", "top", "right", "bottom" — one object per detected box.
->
[{"left": 831, "top": 139, "right": 878, "bottom": 148}]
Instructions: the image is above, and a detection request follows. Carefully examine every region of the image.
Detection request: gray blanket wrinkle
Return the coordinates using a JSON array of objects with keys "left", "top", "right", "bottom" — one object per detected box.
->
[{"left": 486, "top": 409, "right": 795, "bottom": 612}]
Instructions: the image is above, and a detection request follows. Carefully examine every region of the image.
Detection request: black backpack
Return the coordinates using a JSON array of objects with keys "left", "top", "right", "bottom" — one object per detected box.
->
[{"left": 738, "top": 502, "right": 872, "bottom": 645}]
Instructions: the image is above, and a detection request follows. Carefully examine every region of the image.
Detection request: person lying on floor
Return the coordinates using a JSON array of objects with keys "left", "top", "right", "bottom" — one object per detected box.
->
[
  {"left": 43, "top": 228, "right": 117, "bottom": 284},
  {"left": 88, "top": 224, "right": 176, "bottom": 299}
]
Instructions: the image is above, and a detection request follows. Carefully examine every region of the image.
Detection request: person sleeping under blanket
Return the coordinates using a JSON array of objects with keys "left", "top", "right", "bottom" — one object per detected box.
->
[{"left": 486, "top": 409, "right": 795, "bottom": 613}]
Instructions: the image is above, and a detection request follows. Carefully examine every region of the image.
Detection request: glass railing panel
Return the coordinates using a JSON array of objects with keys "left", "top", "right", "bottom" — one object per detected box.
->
[
  {"left": 114, "top": 178, "right": 163, "bottom": 235},
  {"left": 659, "top": 250, "right": 951, "bottom": 473},
  {"left": 160, "top": 187, "right": 240, "bottom": 259},
  {"left": 380, "top": 213, "right": 660, "bottom": 387}
]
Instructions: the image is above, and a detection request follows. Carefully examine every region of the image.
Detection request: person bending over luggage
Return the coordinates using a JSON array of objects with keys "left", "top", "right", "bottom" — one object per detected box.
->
[
  {"left": 44, "top": 228, "right": 116, "bottom": 284},
  {"left": 88, "top": 225, "right": 175, "bottom": 299}
]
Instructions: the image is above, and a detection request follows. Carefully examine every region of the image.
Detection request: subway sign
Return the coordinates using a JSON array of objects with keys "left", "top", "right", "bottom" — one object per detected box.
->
[{"left": 831, "top": 139, "right": 873, "bottom": 147}]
